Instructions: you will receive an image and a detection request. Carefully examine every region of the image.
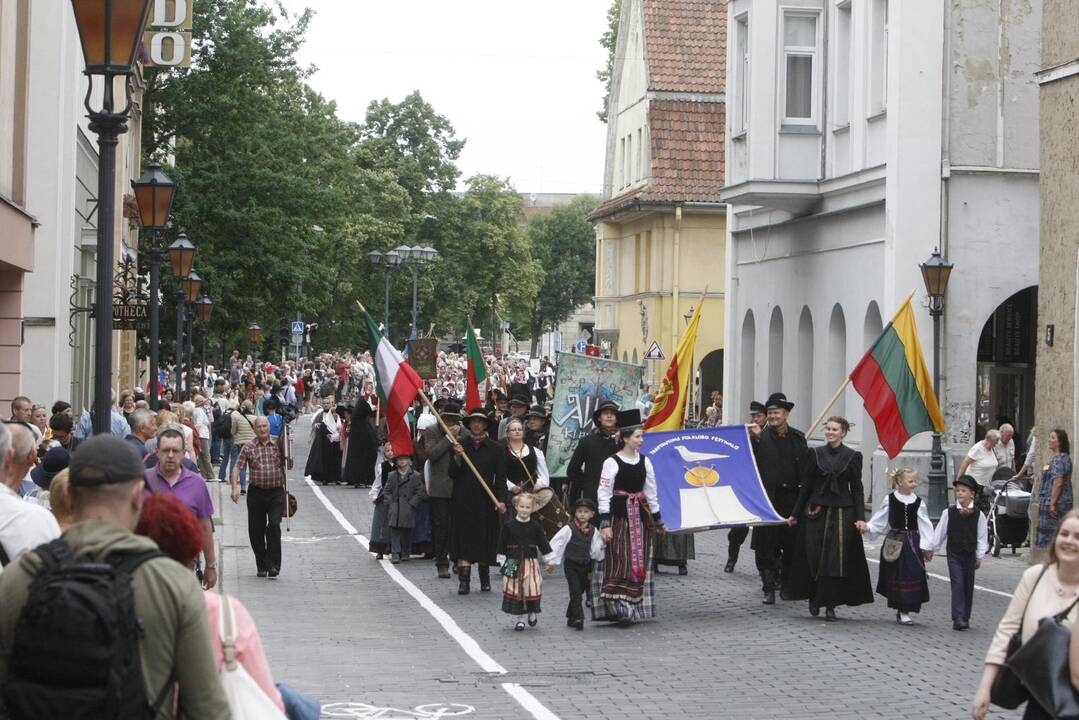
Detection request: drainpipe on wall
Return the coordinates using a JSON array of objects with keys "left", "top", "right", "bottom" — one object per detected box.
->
[{"left": 671, "top": 205, "right": 682, "bottom": 352}]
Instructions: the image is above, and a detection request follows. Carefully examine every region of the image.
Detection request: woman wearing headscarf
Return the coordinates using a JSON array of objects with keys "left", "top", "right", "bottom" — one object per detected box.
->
[{"left": 305, "top": 396, "right": 342, "bottom": 485}]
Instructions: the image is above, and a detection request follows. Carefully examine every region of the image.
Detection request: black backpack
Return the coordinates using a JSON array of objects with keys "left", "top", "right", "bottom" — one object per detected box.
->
[
  {"left": 2, "top": 539, "right": 174, "bottom": 719},
  {"left": 213, "top": 407, "right": 233, "bottom": 439}
]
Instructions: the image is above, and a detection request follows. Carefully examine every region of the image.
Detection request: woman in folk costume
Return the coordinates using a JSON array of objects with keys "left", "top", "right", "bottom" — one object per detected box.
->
[
  {"left": 343, "top": 398, "right": 379, "bottom": 488},
  {"left": 784, "top": 416, "right": 874, "bottom": 621},
  {"left": 305, "top": 396, "right": 342, "bottom": 485},
  {"left": 503, "top": 417, "right": 550, "bottom": 496},
  {"left": 595, "top": 413, "right": 665, "bottom": 624}
]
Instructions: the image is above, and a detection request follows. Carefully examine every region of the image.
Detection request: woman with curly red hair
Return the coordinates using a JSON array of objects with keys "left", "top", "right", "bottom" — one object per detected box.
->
[{"left": 135, "top": 495, "right": 285, "bottom": 712}]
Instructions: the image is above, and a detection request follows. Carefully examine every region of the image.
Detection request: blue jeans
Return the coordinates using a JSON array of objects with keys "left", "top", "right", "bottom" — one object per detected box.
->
[
  {"left": 210, "top": 434, "right": 222, "bottom": 463},
  {"left": 217, "top": 437, "right": 236, "bottom": 481},
  {"left": 224, "top": 442, "right": 246, "bottom": 490}
]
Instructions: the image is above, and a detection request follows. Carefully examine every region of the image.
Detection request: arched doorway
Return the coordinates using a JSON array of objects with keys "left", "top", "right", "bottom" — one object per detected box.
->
[
  {"left": 740, "top": 311, "right": 756, "bottom": 413},
  {"left": 768, "top": 307, "right": 784, "bottom": 393},
  {"left": 976, "top": 286, "right": 1037, "bottom": 444},
  {"left": 699, "top": 349, "right": 724, "bottom": 419},
  {"left": 796, "top": 307, "right": 813, "bottom": 429},
  {"left": 828, "top": 304, "right": 847, "bottom": 419}
]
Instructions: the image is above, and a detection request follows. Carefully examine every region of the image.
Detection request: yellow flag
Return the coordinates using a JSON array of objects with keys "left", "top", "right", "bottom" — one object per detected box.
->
[{"left": 643, "top": 304, "right": 702, "bottom": 432}]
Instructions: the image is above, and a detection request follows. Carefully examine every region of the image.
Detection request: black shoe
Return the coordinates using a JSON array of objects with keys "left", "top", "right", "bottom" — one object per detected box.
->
[
  {"left": 257, "top": 570, "right": 268, "bottom": 578},
  {"left": 527, "top": 613, "right": 538, "bottom": 627},
  {"left": 953, "top": 619, "right": 968, "bottom": 631},
  {"left": 479, "top": 566, "right": 491, "bottom": 592},
  {"left": 437, "top": 564, "right": 451, "bottom": 579},
  {"left": 825, "top": 608, "right": 837, "bottom": 622},
  {"left": 458, "top": 578, "right": 470, "bottom": 595},
  {"left": 514, "top": 620, "right": 525, "bottom": 631},
  {"left": 268, "top": 567, "right": 279, "bottom": 578},
  {"left": 762, "top": 591, "right": 776, "bottom": 605},
  {"left": 809, "top": 600, "right": 820, "bottom": 617},
  {"left": 960, "top": 619, "right": 970, "bottom": 630},
  {"left": 390, "top": 553, "right": 400, "bottom": 564},
  {"left": 572, "top": 619, "right": 584, "bottom": 630},
  {"left": 724, "top": 559, "right": 736, "bottom": 573},
  {"left": 375, "top": 553, "right": 384, "bottom": 561},
  {"left": 678, "top": 565, "right": 688, "bottom": 576}
]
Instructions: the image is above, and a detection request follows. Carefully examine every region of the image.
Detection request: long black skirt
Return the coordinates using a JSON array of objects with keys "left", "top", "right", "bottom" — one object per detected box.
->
[
  {"left": 784, "top": 505, "right": 874, "bottom": 608},
  {"left": 875, "top": 529, "right": 929, "bottom": 612}
]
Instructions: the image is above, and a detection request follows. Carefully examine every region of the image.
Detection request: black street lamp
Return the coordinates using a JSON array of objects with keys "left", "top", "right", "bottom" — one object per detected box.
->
[
  {"left": 368, "top": 249, "right": 402, "bottom": 339},
  {"left": 195, "top": 296, "right": 213, "bottom": 389},
  {"left": 70, "top": 0, "right": 155, "bottom": 433},
  {"left": 132, "top": 164, "right": 177, "bottom": 410},
  {"left": 396, "top": 244, "right": 438, "bottom": 337},
  {"left": 179, "top": 271, "right": 201, "bottom": 396},
  {"left": 920, "top": 248, "right": 954, "bottom": 518},
  {"left": 248, "top": 323, "right": 262, "bottom": 361}
]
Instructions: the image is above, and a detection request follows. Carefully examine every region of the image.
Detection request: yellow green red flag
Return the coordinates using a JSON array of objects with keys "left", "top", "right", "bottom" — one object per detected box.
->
[{"left": 643, "top": 304, "right": 702, "bottom": 432}]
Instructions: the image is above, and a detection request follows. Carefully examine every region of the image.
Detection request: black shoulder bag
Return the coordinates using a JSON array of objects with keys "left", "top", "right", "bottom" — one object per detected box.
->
[
  {"left": 991, "top": 564, "right": 1050, "bottom": 709},
  {"left": 1007, "top": 593, "right": 1079, "bottom": 718}
]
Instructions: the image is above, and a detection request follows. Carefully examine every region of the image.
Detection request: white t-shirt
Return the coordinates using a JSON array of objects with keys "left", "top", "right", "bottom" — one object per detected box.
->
[
  {"left": 965, "top": 441, "right": 1000, "bottom": 486},
  {"left": 0, "top": 484, "right": 61, "bottom": 571}
]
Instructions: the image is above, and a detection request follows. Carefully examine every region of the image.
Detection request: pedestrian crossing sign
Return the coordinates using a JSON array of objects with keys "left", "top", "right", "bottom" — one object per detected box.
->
[{"left": 644, "top": 340, "right": 664, "bottom": 360}]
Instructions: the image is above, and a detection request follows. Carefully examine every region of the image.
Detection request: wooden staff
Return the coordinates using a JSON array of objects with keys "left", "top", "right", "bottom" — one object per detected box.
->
[
  {"left": 806, "top": 377, "right": 852, "bottom": 440},
  {"left": 417, "top": 387, "right": 503, "bottom": 510}
]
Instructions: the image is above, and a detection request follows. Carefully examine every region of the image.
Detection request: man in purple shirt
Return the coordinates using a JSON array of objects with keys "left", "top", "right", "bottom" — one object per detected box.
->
[{"left": 145, "top": 427, "right": 218, "bottom": 589}]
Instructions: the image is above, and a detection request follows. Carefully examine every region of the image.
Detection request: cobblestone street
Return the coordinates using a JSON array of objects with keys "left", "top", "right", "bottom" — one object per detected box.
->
[{"left": 213, "top": 419, "right": 1028, "bottom": 719}]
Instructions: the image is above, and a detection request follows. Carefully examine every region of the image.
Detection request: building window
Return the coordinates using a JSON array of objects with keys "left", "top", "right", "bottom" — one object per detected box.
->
[
  {"left": 869, "top": 0, "right": 888, "bottom": 114},
  {"left": 833, "top": 1, "right": 851, "bottom": 127},
  {"left": 619, "top": 137, "right": 626, "bottom": 189},
  {"left": 783, "top": 12, "right": 818, "bottom": 125},
  {"left": 734, "top": 14, "right": 750, "bottom": 133},
  {"left": 636, "top": 128, "right": 643, "bottom": 182}
]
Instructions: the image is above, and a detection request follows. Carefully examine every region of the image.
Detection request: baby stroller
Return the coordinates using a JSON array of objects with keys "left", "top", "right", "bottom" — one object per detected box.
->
[{"left": 987, "top": 466, "right": 1031, "bottom": 557}]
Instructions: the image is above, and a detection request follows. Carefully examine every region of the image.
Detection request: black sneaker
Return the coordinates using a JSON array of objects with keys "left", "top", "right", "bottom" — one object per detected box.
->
[{"left": 257, "top": 570, "right": 268, "bottom": 578}]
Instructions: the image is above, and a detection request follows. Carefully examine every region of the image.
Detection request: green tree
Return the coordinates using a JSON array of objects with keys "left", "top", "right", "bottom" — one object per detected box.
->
[
  {"left": 524, "top": 196, "right": 599, "bottom": 356},
  {"left": 596, "top": 0, "right": 622, "bottom": 123}
]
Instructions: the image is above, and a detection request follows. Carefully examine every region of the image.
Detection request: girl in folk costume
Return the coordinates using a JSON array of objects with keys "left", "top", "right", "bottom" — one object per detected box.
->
[
  {"left": 595, "top": 416, "right": 665, "bottom": 624},
  {"left": 497, "top": 493, "right": 555, "bottom": 631},
  {"left": 381, "top": 452, "right": 426, "bottom": 563},
  {"left": 368, "top": 443, "right": 396, "bottom": 560},
  {"left": 547, "top": 497, "right": 605, "bottom": 630},
  {"left": 862, "top": 467, "right": 934, "bottom": 625}
]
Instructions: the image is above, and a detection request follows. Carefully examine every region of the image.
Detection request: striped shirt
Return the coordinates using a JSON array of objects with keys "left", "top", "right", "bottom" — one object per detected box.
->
[{"left": 235, "top": 437, "right": 285, "bottom": 489}]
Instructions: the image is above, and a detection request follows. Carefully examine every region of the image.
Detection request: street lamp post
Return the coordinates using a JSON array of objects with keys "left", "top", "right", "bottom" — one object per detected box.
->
[
  {"left": 179, "top": 270, "right": 202, "bottom": 397},
  {"left": 920, "top": 248, "right": 954, "bottom": 518},
  {"left": 70, "top": 0, "right": 156, "bottom": 433},
  {"left": 396, "top": 245, "right": 438, "bottom": 337},
  {"left": 368, "top": 249, "right": 402, "bottom": 339},
  {"left": 132, "top": 164, "right": 177, "bottom": 410},
  {"left": 168, "top": 235, "right": 195, "bottom": 399},
  {"left": 248, "top": 323, "right": 262, "bottom": 361},
  {"left": 195, "top": 296, "right": 213, "bottom": 386}
]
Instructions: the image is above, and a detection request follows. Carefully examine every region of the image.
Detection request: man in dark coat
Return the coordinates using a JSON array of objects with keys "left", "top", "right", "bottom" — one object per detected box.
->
[
  {"left": 726, "top": 400, "right": 767, "bottom": 573},
  {"left": 425, "top": 402, "right": 462, "bottom": 578},
  {"left": 565, "top": 400, "right": 621, "bottom": 503},
  {"left": 750, "top": 393, "right": 812, "bottom": 605},
  {"left": 449, "top": 409, "right": 508, "bottom": 595},
  {"left": 524, "top": 404, "right": 549, "bottom": 451}
]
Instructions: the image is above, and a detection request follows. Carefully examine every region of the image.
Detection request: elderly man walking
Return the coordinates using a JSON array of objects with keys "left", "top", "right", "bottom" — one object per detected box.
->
[{"left": 231, "top": 416, "right": 288, "bottom": 578}]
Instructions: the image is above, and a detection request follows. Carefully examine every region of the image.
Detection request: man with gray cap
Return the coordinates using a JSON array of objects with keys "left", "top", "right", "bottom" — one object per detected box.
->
[{"left": 0, "top": 435, "right": 229, "bottom": 718}]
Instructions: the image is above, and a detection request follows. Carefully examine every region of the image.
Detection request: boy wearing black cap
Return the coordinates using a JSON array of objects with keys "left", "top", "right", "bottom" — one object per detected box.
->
[
  {"left": 931, "top": 475, "right": 988, "bottom": 630},
  {"left": 547, "top": 497, "right": 605, "bottom": 629}
]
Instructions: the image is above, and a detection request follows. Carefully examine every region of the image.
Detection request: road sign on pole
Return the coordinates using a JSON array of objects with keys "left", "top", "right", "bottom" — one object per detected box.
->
[
  {"left": 291, "top": 321, "right": 305, "bottom": 334},
  {"left": 644, "top": 340, "right": 664, "bottom": 361},
  {"left": 575, "top": 340, "right": 587, "bottom": 353}
]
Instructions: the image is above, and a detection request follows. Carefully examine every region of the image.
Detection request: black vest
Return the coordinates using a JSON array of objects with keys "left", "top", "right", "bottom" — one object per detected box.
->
[
  {"left": 947, "top": 505, "right": 979, "bottom": 554},
  {"left": 566, "top": 523, "right": 594, "bottom": 563},
  {"left": 505, "top": 445, "right": 539, "bottom": 487},
  {"left": 610, "top": 454, "right": 647, "bottom": 519},
  {"left": 887, "top": 493, "right": 922, "bottom": 532}
]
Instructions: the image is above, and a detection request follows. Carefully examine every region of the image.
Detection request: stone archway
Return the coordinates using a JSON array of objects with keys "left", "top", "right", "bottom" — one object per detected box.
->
[
  {"left": 975, "top": 286, "right": 1038, "bottom": 449},
  {"left": 699, "top": 349, "right": 724, "bottom": 420}
]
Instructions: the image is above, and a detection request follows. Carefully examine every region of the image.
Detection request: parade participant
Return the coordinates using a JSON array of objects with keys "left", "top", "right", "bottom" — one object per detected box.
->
[
  {"left": 931, "top": 475, "right": 989, "bottom": 630},
  {"left": 368, "top": 443, "right": 395, "bottom": 560},
  {"left": 750, "top": 393, "right": 810, "bottom": 604},
  {"left": 343, "top": 398, "right": 379, "bottom": 488},
  {"left": 497, "top": 493, "right": 555, "bottom": 631},
  {"left": 450, "top": 410, "right": 508, "bottom": 594},
  {"left": 504, "top": 418, "right": 549, "bottom": 495},
  {"left": 547, "top": 497, "right": 605, "bottom": 630},
  {"left": 424, "top": 402, "right": 462, "bottom": 578},
  {"left": 785, "top": 416, "right": 873, "bottom": 621},
  {"left": 726, "top": 400, "right": 767, "bottom": 573},
  {"left": 566, "top": 400, "right": 622, "bottom": 504},
  {"left": 497, "top": 395, "right": 530, "bottom": 441},
  {"left": 595, "top": 416, "right": 663, "bottom": 624},
  {"left": 862, "top": 467, "right": 934, "bottom": 625},
  {"left": 230, "top": 416, "right": 287, "bottom": 578},
  {"left": 524, "top": 405, "right": 549, "bottom": 451},
  {"left": 381, "top": 452, "right": 425, "bottom": 564},
  {"left": 305, "top": 396, "right": 342, "bottom": 485}
]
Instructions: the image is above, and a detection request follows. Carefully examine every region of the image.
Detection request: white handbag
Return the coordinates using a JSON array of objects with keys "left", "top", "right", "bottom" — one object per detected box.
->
[{"left": 218, "top": 594, "right": 288, "bottom": 720}]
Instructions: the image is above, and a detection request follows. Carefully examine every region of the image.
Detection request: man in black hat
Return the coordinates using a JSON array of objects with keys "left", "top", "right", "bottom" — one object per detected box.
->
[
  {"left": 524, "top": 404, "right": 549, "bottom": 451},
  {"left": 425, "top": 402, "right": 463, "bottom": 578},
  {"left": 565, "top": 399, "right": 622, "bottom": 504},
  {"left": 751, "top": 392, "right": 811, "bottom": 604},
  {"left": 449, "top": 409, "right": 508, "bottom": 594},
  {"left": 497, "top": 395, "right": 530, "bottom": 441},
  {"left": 724, "top": 400, "right": 769, "bottom": 573}
]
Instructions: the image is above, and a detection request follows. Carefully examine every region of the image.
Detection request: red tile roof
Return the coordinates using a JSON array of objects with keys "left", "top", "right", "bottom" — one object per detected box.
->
[{"left": 644, "top": 0, "right": 727, "bottom": 93}]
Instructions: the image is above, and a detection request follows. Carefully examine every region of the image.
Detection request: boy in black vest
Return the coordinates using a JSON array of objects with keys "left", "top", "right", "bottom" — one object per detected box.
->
[
  {"left": 547, "top": 498, "right": 605, "bottom": 630},
  {"left": 931, "top": 475, "right": 988, "bottom": 630}
]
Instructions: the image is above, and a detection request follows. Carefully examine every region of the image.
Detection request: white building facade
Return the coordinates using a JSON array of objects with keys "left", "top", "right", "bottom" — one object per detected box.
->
[{"left": 722, "top": 0, "right": 1041, "bottom": 503}]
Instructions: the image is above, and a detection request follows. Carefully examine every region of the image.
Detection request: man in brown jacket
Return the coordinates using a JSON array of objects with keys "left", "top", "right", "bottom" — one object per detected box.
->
[{"left": 0, "top": 435, "right": 230, "bottom": 719}]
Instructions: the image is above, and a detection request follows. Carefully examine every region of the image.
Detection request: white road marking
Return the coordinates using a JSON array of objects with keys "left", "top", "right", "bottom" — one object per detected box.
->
[
  {"left": 305, "top": 477, "right": 561, "bottom": 720},
  {"left": 865, "top": 556, "right": 1014, "bottom": 598}
]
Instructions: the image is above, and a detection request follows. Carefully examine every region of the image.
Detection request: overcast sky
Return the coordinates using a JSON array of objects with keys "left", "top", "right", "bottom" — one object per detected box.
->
[{"left": 276, "top": 0, "right": 611, "bottom": 195}]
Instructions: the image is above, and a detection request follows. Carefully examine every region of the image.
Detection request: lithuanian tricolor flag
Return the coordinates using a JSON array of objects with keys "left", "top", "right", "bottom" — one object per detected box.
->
[
  {"left": 464, "top": 324, "right": 486, "bottom": 410},
  {"left": 850, "top": 296, "right": 946, "bottom": 458}
]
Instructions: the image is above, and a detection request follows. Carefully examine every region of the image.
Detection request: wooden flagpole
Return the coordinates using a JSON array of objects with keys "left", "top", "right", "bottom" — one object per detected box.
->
[
  {"left": 805, "top": 377, "right": 851, "bottom": 440},
  {"left": 417, "top": 391, "right": 502, "bottom": 509}
]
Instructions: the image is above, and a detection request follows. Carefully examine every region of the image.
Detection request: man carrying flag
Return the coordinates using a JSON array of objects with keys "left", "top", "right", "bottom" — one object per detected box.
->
[
  {"left": 644, "top": 304, "right": 703, "bottom": 575},
  {"left": 360, "top": 307, "right": 423, "bottom": 457}
]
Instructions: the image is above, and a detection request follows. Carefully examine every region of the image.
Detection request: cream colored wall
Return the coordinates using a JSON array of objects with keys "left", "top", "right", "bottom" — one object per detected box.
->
[{"left": 598, "top": 210, "right": 727, "bottom": 392}]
